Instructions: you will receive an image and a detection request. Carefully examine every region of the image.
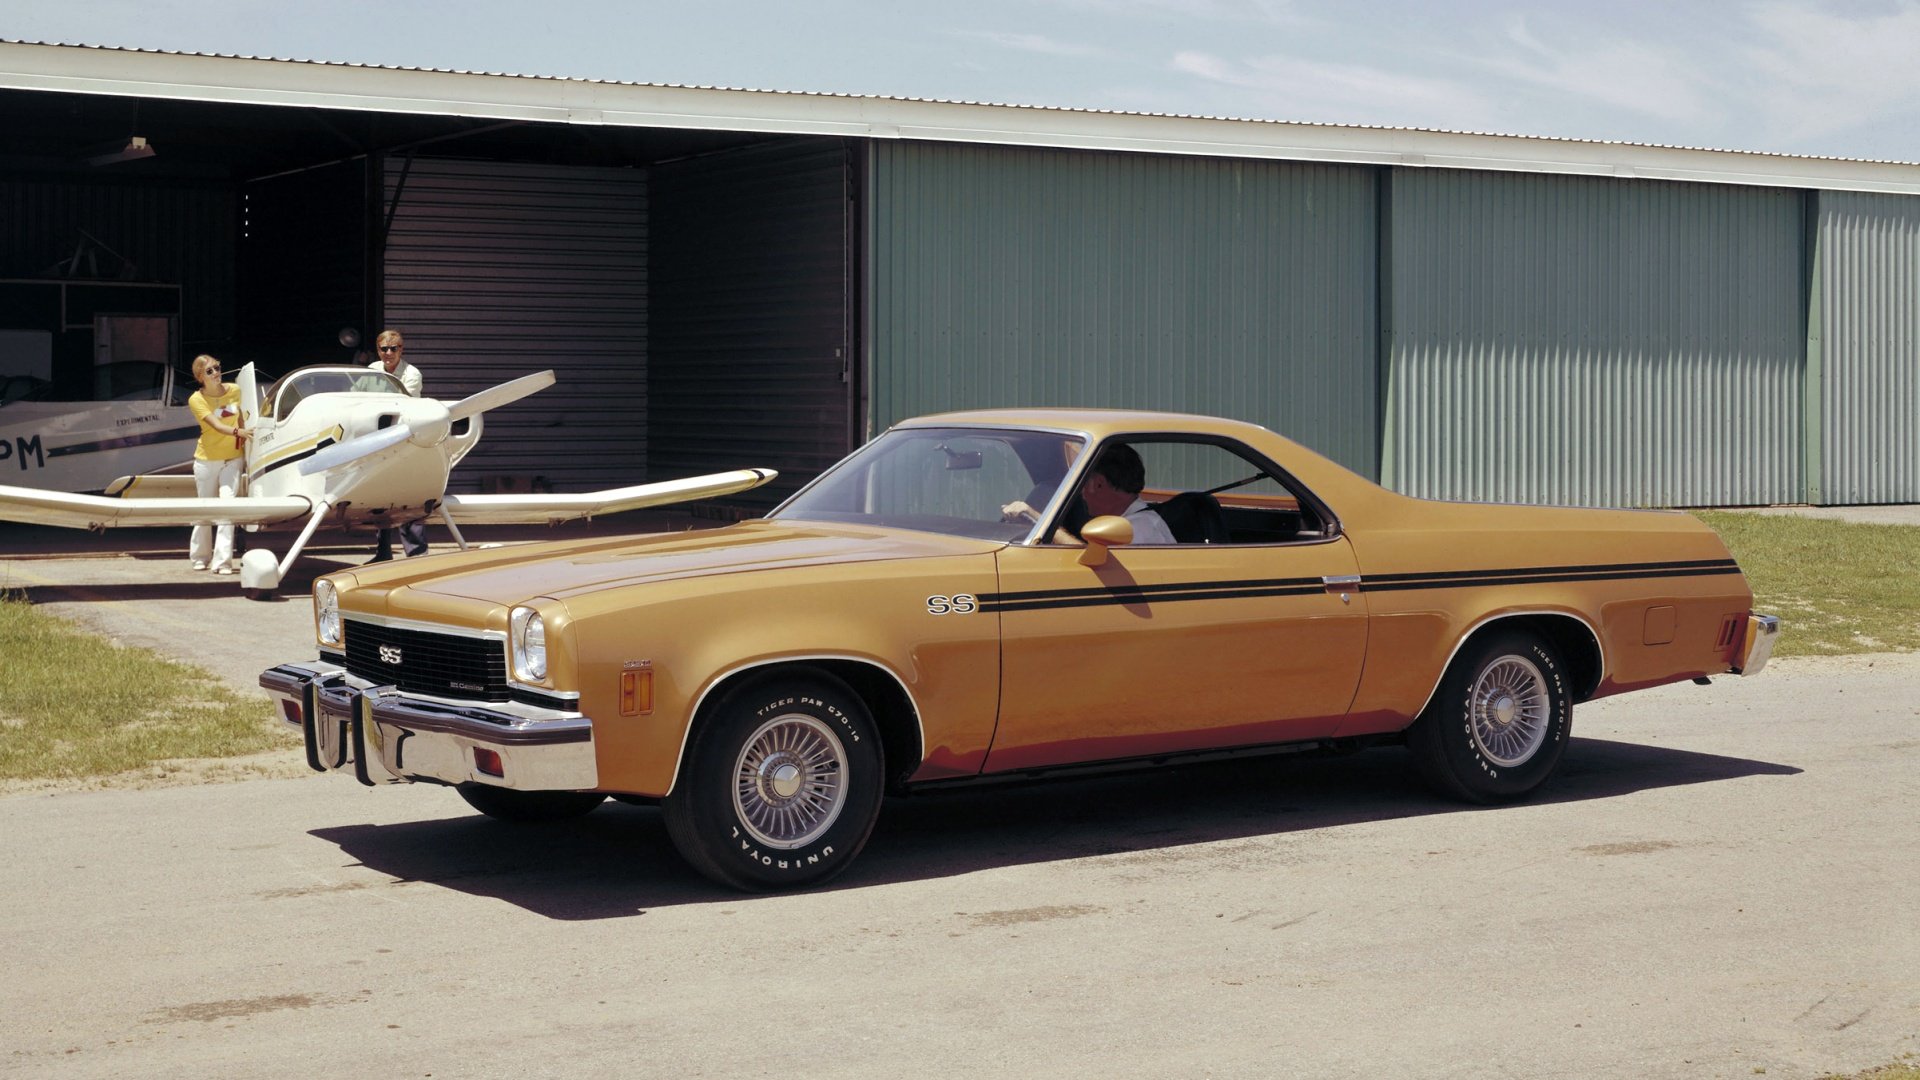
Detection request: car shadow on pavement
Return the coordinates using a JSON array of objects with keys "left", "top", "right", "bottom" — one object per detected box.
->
[{"left": 309, "top": 736, "right": 1799, "bottom": 919}]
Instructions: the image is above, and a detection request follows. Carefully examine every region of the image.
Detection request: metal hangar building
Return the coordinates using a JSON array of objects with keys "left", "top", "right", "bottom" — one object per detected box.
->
[{"left": 3, "top": 39, "right": 1918, "bottom": 509}]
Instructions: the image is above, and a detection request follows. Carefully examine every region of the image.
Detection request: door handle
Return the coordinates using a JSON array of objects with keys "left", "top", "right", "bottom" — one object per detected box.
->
[{"left": 1322, "top": 574, "right": 1360, "bottom": 603}]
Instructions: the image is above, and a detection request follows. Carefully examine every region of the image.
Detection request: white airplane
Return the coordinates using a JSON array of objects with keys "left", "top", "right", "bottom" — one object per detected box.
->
[
  {"left": 0, "top": 359, "right": 199, "bottom": 492},
  {"left": 0, "top": 363, "right": 776, "bottom": 598}
]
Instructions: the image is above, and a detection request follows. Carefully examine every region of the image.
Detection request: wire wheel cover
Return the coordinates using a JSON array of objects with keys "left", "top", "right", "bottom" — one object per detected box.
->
[
  {"left": 1468, "top": 655, "right": 1551, "bottom": 767},
  {"left": 732, "top": 713, "right": 849, "bottom": 849}
]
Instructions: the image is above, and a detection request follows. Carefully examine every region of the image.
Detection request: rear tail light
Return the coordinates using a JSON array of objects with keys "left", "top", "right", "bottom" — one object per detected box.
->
[{"left": 473, "top": 748, "right": 504, "bottom": 777}]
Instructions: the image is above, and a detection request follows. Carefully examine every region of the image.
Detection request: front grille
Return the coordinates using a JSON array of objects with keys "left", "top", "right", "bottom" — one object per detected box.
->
[{"left": 343, "top": 620, "right": 508, "bottom": 701}]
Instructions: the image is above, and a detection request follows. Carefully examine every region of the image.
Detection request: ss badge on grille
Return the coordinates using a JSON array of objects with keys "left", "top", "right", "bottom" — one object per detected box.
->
[{"left": 378, "top": 644, "right": 403, "bottom": 665}]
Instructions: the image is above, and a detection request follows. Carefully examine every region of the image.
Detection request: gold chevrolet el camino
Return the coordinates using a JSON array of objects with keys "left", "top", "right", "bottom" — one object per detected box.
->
[{"left": 261, "top": 409, "right": 1779, "bottom": 891}]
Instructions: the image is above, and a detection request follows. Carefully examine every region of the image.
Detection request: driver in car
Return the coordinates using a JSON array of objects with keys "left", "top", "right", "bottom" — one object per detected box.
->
[{"left": 1002, "top": 443, "right": 1175, "bottom": 545}]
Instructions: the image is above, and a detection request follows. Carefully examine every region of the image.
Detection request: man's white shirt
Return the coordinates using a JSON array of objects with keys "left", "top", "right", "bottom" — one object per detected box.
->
[
  {"left": 369, "top": 358, "right": 423, "bottom": 397},
  {"left": 1124, "top": 498, "right": 1177, "bottom": 545}
]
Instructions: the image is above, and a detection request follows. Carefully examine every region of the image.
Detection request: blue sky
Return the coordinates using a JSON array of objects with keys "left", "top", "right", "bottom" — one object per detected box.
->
[{"left": 8, "top": 0, "right": 1920, "bottom": 161}]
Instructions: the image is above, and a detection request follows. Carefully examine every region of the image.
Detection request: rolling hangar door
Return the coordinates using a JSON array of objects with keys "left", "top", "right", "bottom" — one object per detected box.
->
[
  {"left": 376, "top": 140, "right": 857, "bottom": 508},
  {"left": 379, "top": 156, "right": 649, "bottom": 494},
  {"left": 648, "top": 138, "right": 858, "bottom": 512}
]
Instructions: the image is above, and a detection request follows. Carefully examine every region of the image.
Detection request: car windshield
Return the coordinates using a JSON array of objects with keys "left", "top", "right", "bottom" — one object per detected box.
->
[{"left": 774, "top": 426, "right": 1086, "bottom": 541}]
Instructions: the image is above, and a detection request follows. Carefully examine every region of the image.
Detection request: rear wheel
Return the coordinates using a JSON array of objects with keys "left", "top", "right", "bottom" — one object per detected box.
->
[
  {"left": 456, "top": 783, "right": 606, "bottom": 822},
  {"left": 1409, "top": 630, "right": 1571, "bottom": 803},
  {"left": 664, "top": 672, "right": 884, "bottom": 891}
]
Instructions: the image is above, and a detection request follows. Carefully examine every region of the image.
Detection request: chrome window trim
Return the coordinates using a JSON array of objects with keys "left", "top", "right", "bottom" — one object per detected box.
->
[{"left": 1016, "top": 429, "right": 1345, "bottom": 548}]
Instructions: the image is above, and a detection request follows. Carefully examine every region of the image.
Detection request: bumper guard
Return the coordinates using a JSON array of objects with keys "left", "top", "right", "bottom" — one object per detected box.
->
[
  {"left": 1734, "top": 613, "right": 1781, "bottom": 676},
  {"left": 259, "top": 661, "right": 598, "bottom": 791}
]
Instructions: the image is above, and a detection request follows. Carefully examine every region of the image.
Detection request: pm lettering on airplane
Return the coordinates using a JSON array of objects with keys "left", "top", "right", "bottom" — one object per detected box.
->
[{"left": 0, "top": 434, "right": 46, "bottom": 470}]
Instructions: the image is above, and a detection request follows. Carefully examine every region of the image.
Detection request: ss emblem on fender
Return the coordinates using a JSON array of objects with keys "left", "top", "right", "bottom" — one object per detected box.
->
[
  {"left": 926, "top": 594, "right": 978, "bottom": 615},
  {"left": 378, "top": 644, "right": 403, "bottom": 665}
]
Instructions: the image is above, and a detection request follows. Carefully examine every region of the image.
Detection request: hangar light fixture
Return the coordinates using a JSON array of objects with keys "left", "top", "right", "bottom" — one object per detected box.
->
[{"left": 79, "top": 136, "right": 155, "bottom": 167}]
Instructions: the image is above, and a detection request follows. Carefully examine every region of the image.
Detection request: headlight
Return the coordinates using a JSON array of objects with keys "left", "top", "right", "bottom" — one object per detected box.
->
[
  {"left": 314, "top": 579, "right": 341, "bottom": 648},
  {"left": 510, "top": 606, "right": 547, "bottom": 683}
]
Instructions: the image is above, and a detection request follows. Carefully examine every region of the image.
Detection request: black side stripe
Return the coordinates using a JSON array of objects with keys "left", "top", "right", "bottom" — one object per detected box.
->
[
  {"left": 252, "top": 436, "right": 339, "bottom": 482},
  {"left": 44, "top": 425, "right": 200, "bottom": 458},
  {"left": 978, "top": 559, "right": 1741, "bottom": 614},
  {"left": 982, "top": 581, "right": 1322, "bottom": 614},
  {"left": 1364, "top": 564, "right": 1738, "bottom": 593},
  {"left": 1364, "top": 558, "right": 1736, "bottom": 585}
]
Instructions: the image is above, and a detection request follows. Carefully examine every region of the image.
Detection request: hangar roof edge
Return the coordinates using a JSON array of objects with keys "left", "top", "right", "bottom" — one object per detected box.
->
[{"left": 6, "top": 38, "right": 1920, "bottom": 196}]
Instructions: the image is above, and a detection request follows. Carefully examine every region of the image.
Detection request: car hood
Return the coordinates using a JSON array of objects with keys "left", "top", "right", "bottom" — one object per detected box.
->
[{"left": 390, "top": 518, "right": 1006, "bottom": 607}]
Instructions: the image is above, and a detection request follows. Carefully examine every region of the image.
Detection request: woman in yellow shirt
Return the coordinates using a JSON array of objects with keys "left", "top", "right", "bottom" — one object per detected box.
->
[{"left": 186, "top": 354, "right": 249, "bottom": 573}]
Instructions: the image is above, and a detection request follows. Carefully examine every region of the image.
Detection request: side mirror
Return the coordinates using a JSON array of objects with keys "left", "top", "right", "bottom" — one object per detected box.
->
[{"left": 1077, "top": 515, "right": 1134, "bottom": 567}]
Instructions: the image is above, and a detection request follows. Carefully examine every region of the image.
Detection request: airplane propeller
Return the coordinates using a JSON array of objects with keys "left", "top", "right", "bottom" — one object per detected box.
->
[
  {"left": 300, "top": 424, "right": 415, "bottom": 475},
  {"left": 298, "top": 370, "right": 558, "bottom": 477},
  {"left": 448, "top": 370, "right": 555, "bottom": 422}
]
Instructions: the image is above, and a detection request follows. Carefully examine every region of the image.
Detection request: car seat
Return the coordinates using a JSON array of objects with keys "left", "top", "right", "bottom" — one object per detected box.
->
[{"left": 1150, "top": 491, "right": 1230, "bottom": 544}]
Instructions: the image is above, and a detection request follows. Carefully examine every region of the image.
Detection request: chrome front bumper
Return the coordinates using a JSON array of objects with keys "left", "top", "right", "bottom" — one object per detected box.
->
[
  {"left": 260, "top": 660, "right": 598, "bottom": 791},
  {"left": 1734, "top": 613, "right": 1781, "bottom": 676}
]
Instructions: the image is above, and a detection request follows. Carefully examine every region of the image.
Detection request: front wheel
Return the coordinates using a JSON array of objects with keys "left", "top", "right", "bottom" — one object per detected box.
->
[
  {"left": 1409, "top": 631, "right": 1571, "bottom": 803},
  {"left": 456, "top": 783, "right": 606, "bottom": 822},
  {"left": 663, "top": 672, "right": 884, "bottom": 891}
]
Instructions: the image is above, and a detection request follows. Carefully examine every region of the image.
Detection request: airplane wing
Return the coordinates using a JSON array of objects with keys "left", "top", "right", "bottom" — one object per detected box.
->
[
  {"left": 439, "top": 468, "right": 778, "bottom": 525},
  {"left": 102, "top": 474, "right": 200, "bottom": 498},
  {"left": 0, "top": 483, "right": 313, "bottom": 530}
]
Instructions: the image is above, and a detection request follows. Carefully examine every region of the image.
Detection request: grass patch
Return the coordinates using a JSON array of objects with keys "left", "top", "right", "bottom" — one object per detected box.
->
[
  {"left": 0, "top": 593, "right": 294, "bottom": 783},
  {"left": 1695, "top": 511, "right": 1920, "bottom": 658}
]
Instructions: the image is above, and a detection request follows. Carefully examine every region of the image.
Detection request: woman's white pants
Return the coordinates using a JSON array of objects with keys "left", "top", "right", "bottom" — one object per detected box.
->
[{"left": 189, "top": 457, "right": 242, "bottom": 568}]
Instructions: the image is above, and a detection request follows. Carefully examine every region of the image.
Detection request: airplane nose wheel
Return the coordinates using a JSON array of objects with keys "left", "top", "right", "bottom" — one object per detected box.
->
[{"left": 239, "top": 548, "right": 283, "bottom": 601}]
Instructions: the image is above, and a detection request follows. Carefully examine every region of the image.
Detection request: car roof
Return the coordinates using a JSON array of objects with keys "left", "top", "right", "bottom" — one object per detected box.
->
[{"left": 896, "top": 407, "right": 1276, "bottom": 440}]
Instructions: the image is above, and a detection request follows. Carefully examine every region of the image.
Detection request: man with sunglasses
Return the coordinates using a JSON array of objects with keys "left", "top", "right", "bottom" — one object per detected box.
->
[{"left": 367, "top": 329, "right": 429, "bottom": 562}]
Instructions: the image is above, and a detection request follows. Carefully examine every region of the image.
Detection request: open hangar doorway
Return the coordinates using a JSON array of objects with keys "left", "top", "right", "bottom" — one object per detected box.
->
[{"left": 0, "top": 84, "right": 861, "bottom": 507}]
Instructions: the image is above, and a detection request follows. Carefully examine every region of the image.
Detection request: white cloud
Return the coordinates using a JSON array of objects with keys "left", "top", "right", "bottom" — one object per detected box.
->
[
  {"left": 1737, "top": 0, "right": 1920, "bottom": 148},
  {"left": 949, "top": 30, "right": 1110, "bottom": 58},
  {"left": 1169, "top": 49, "right": 1501, "bottom": 129},
  {"left": 1477, "top": 14, "right": 1717, "bottom": 127}
]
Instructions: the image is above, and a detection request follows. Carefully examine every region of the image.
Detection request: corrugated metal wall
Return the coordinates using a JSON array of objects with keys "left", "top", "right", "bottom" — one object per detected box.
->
[
  {"left": 1382, "top": 170, "right": 1805, "bottom": 507},
  {"left": 1814, "top": 191, "right": 1920, "bottom": 504},
  {"left": 0, "top": 175, "right": 235, "bottom": 349},
  {"left": 867, "top": 142, "right": 1380, "bottom": 475},
  {"left": 381, "top": 156, "right": 648, "bottom": 493},
  {"left": 649, "top": 139, "right": 854, "bottom": 510}
]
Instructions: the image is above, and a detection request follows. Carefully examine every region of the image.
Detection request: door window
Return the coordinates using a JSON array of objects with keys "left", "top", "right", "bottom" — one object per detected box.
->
[{"left": 1050, "top": 437, "right": 1331, "bottom": 545}]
